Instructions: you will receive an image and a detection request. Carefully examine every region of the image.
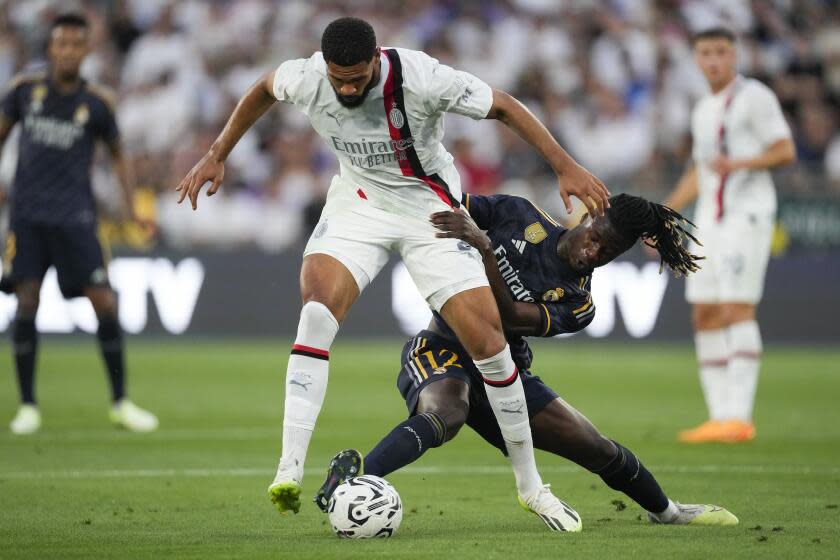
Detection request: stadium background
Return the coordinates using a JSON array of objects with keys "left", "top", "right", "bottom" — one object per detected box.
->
[{"left": 0, "top": 0, "right": 838, "bottom": 342}]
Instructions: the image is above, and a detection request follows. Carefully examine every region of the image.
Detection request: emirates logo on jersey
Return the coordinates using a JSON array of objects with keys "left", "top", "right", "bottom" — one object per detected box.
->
[{"left": 389, "top": 104, "right": 405, "bottom": 129}]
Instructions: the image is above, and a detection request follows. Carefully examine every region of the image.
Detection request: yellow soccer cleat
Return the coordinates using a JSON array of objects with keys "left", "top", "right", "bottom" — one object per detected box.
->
[
  {"left": 268, "top": 480, "right": 302, "bottom": 514},
  {"left": 10, "top": 404, "right": 41, "bottom": 435},
  {"left": 649, "top": 503, "right": 739, "bottom": 526},
  {"left": 109, "top": 400, "right": 158, "bottom": 432}
]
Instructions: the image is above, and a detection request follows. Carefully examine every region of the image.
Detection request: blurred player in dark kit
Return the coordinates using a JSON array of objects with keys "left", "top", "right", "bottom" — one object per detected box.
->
[{"left": 0, "top": 14, "right": 157, "bottom": 434}]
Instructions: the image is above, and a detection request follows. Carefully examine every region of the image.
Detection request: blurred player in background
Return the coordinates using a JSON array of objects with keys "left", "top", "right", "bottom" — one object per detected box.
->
[
  {"left": 177, "top": 16, "right": 609, "bottom": 525},
  {"left": 0, "top": 14, "right": 158, "bottom": 435},
  {"left": 318, "top": 193, "right": 737, "bottom": 528},
  {"left": 661, "top": 28, "right": 796, "bottom": 443}
]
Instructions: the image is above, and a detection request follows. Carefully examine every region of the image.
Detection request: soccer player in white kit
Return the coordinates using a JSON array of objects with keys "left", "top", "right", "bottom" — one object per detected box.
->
[
  {"left": 177, "top": 18, "right": 609, "bottom": 530},
  {"left": 661, "top": 28, "right": 796, "bottom": 444}
]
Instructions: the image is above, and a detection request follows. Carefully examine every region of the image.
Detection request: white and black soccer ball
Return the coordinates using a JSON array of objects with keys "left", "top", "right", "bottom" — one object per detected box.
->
[{"left": 327, "top": 475, "right": 403, "bottom": 539}]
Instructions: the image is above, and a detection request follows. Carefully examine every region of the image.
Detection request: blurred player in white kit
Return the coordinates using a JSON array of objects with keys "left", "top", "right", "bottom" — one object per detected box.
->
[{"left": 661, "top": 27, "right": 796, "bottom": 443}]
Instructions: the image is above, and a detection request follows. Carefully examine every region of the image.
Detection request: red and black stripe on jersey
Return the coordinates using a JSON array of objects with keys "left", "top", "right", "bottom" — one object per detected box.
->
[{"left": 382, "top": 49, "right": 459, "bottom": 209}]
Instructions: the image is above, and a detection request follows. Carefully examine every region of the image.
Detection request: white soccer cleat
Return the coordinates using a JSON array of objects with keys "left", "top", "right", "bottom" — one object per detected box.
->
[
  {"left": 10, "top": 404, "right": 41, "bottom": 435},
  {"left": 268, "top": 460, "right": 304, "bottom": 514},
  {"left": 648, "top": 502, "right": 739, "bottom": 526},
  {"left": 109, "top": 400, "right": 159, "bottom": 432},
  {"left": 519, "top": 484, "right": 583, "bottom": 532}
]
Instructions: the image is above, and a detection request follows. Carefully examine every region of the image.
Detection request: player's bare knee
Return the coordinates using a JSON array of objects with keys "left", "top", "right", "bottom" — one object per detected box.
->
[
  {"left": 14, "top": 284, "right": 40, "bottom": 318},
  {"left": 594, "top": 435, "right": 618, "bottom": 464},
  {"left": 417, "top": 379, "right": 469, "bottom": 442},
  {"left": 722, "top": 303, "right": 755, "bottom": 326},
  {"left": 461, "top": 324, "right": 506, "bottom": 360},
  {"left": 299, "top": 255, "right": 359, "bottom": 323},
  {"left": 300, "top": 282, "right": 356, "bottom": 325},
  {"left": 419, "top": 404, "right": 466, "bottom": 444},
  {"left": 692, "top": 304, "right": 724, "bottom": 331},
  {"left": 87, "top": 288, "right": 117, "bottom": 318},
  {"left": 438, "top": 401, "right": 468, "bottom": 441}
]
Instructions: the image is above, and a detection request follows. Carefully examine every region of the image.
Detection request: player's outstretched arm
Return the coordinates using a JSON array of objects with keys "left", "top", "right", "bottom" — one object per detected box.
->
[
  {"left": 176, "top": 71, "right": 277, "bottom": 210},
  {"left": 485, "top": 89, "right": 610, "bottom": 216},
  {"left": 430, "top": 209, "right": 543, "bottom": 336},
  {"left": 662, "top": 164, "right": 698, "bottom": 213},
  {"left": 709, "top": 138, "right": 796, "bottom": 176},
  {"left": 108, "top": 140, "right": 141, "bottom": 224}
]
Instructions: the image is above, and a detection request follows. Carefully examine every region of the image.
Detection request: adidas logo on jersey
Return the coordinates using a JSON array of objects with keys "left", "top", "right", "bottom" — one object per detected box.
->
[{"left": 511, "top": 239, "right": 526, "bottom": 254}]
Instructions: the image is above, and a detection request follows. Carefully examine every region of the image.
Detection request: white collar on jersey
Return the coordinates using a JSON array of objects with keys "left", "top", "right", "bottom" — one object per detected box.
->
[{"left": 713, "top": 74, "right": 743, "bottom": 99}]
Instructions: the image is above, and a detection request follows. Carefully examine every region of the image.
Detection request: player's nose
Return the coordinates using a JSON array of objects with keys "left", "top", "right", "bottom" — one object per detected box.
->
[{"left": 339, "top": 85, "right": 357, "bottom": 95}]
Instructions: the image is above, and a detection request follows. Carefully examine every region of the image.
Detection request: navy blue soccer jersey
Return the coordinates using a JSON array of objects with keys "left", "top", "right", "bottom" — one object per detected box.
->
[
  {"left": 2, "top": 72, "right": 120, "bottom": 225},
  {"left": 433, "top": 193, "right": 594, "bottom": 372}
]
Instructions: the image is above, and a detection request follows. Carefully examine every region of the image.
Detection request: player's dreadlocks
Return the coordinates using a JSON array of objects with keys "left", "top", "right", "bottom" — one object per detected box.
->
[
  {"left": 606, "top": 194, "right": 703, "bottom": 277},
  {"left": 321, "top": 17, "right": 377, "bottom": 66}
]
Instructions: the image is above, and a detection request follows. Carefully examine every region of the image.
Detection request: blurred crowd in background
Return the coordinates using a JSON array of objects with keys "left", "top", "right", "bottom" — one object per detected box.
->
[{"left": 0, "top": 0, "right": 838, "bottom": 251}]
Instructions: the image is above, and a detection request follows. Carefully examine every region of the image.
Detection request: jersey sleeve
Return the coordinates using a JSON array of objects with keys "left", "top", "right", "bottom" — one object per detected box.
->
[
  {"left": 538, "top": 294, "right": 595, "bottom": 336},
  {"left": 424, "top": 59, "right": 493, "bottom": 120},
  {"left": 86, "top": 85, "right": 120, "bottom": 144},
  {"left": 1, "top": 80, "right": 22, "bottom": 121},
  {"left": 464, "top": 193, "right": 518, "bottom": 229},
  {"left": 748, "top": 84, "right": 792, "bottom": 147},
  {"left": 463, "top": 193, "right": 492, "bottom": 228},
  {"left": 96, "top": 100, "right": 120, "bottom": 144},
  {"left": 272, "top": 57, "right": 313, "bottom": 105}
]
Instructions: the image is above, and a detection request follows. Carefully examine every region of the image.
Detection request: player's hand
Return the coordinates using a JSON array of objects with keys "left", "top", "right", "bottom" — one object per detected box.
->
[
  {"left": 558, "top": 163, "right": 611, "bottom": 217},
  {"left": 429, "top": 208, "right": 491, "bottom": 252},
  {"left": 709, "top": 155, "right": 741, "bottom": 176},
  {"left": 176, "top": 153, "right": 225, "bottom": 210}
]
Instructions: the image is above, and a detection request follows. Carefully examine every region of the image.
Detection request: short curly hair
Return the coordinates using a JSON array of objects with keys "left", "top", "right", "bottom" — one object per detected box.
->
[
  {"left": 51, "top": 13, "right": 88, "bottom": 33},
  {"left": 321, "top": 17, "right": 377, "bottom": 66},
  {"left": 692, "top": 26, "right": 736, "bottom": 45}
]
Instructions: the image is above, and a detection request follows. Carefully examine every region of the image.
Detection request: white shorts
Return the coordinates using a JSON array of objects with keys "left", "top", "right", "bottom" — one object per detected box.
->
[
  {"left": 685, "top": 214, "right": 773, "bottom": 304},
  {"left": 304, "top": 174, "right": 488, "bottom": 311}
]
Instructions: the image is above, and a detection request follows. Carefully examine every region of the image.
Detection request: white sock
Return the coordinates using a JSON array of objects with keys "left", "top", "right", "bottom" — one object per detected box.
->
[
  {"left": 276, "top": 301, "right": 339, "bottom": 483},
  {"left": 474, "top": 345, "right": 542, "bottom": 497},
  {"left": 651, "top": 499, "right": 680, "bottom": 523},
  {"left": 726, "top": 320, "right": 762, "bottom": 422},
  {"left": 695, "top": 329, "right": 729, "bottom": 422}
]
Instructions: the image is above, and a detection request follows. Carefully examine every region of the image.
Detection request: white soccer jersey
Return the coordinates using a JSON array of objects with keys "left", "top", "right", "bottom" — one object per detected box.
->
[
  {"left": 690, "top": 76, "right": 792, "bottom": 224},
  {"left": 272, "top": 48, "right": 494, "bottom": 216}
]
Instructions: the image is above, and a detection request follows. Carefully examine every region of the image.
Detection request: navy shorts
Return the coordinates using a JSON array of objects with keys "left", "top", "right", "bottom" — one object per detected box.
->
[
  {"left": 397, "top": 330, "right": 559, "bottom": 455},
  {"left": 1, "top": 219, "right": 109, "bottom": 298}
]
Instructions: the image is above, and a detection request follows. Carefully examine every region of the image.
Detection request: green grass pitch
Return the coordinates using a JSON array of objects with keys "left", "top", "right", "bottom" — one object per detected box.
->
[{"left": 0, "top": 339, "right": 838, "bottom": 559}]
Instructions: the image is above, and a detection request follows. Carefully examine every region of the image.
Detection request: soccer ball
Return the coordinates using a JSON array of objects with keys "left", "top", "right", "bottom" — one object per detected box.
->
[{"left": 327, "top": 475, "right": 403, "bottom": 539}]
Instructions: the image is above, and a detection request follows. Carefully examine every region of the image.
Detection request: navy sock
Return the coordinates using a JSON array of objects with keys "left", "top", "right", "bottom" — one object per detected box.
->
[
  {"left": 12, "top": 317, "right": 38, "bottom": 404},
  {"left": 364, "top": 412, "right": 447, "bottom": 477},
  {"left": 594, "top": 441, "right": 669, "bottom": 513},
  {"left": 97, "top": 316, "right": 125, "bottom": 402}
]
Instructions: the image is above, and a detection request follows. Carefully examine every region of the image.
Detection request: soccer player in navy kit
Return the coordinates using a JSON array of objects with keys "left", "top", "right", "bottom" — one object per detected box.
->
[
  {"left": 318, "top": 193, "right": 739, "bottom": 528},
  {"left": 0, "top": 14, "right": 157, "bottom": 434}
]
